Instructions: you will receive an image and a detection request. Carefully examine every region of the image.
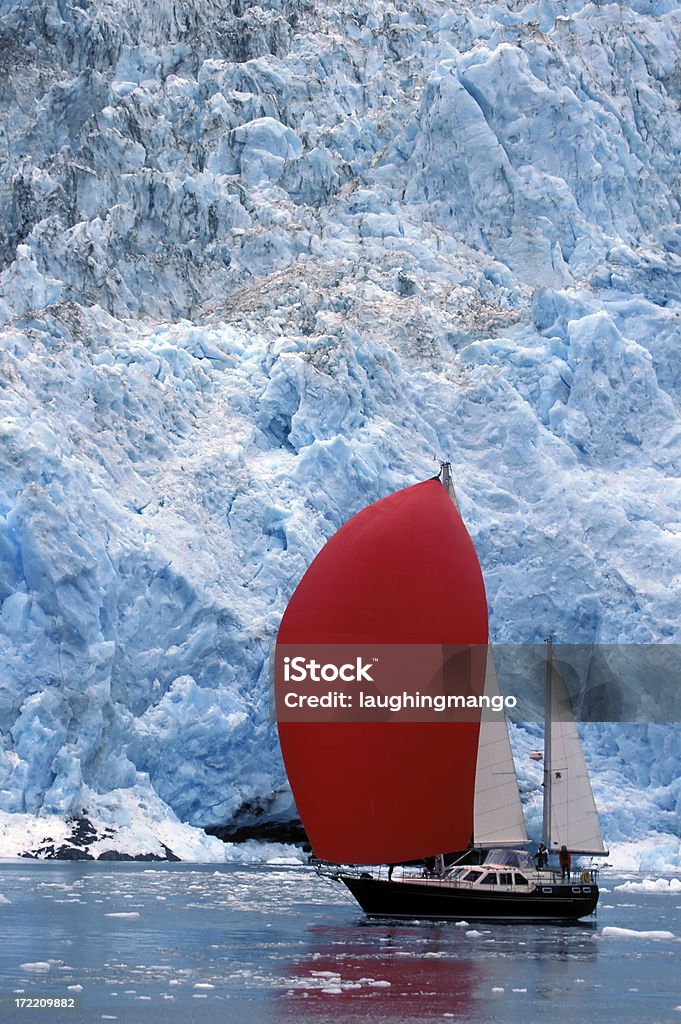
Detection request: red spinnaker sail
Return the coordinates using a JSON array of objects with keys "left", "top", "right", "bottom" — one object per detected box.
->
[{"left": 276, "top": 478, "right": 488, "bottom": 864}]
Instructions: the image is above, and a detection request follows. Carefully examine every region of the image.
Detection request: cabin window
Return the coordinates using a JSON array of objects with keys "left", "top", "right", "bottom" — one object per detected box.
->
[
  {"left": 514, "top": 873, "right": 528, "bottom": 885},
  {"left": 499, "top": 873, "right": 513, "bottom": 885},
  {"left": 463, "top": 870, "right": 482, "bottom": 882},
  {"left": 481, "top": 872, "right": 497, "bottom": 885}
]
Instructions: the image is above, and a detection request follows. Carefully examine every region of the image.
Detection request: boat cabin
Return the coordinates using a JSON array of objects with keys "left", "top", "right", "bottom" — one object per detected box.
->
[
  {"left": 445, "top": 849, "right": 536, "bottom": 889},
  {"left": 447, "top": 866, "right": 530, "bottom": 887}
]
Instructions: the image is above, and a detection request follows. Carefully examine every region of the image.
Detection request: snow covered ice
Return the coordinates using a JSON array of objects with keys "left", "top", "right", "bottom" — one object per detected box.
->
[{"left": 0, "top": 0, "right": 680, "bottom": 864}]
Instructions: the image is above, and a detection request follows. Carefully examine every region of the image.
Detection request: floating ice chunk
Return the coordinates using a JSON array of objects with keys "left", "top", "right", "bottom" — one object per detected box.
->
[
  {"left": 601, "top": 926, "right": 675, "bottom": 940},
  {"left": 20, "top": 963, "right": 51, "bottom": 972},
  {"left": 615, "top": 878, "right": 681, "bottom": 894},
  {"left": 104, "top": 912, "right": 140, "bottom": 919}
]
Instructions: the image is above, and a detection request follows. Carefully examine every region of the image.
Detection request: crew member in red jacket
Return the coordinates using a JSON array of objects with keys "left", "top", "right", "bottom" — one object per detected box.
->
[{"left": 559, "top": 845, "right": 571, "bottom": 880}]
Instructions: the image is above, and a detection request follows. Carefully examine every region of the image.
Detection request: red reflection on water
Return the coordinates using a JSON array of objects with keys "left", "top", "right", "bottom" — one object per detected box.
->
[{"left": 276, "top": 930, "right": 480, "bottom": 1023}]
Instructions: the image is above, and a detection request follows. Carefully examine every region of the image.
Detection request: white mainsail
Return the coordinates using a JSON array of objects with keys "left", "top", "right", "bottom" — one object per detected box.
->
[
  {"left": 473, "top": 648, "right": 528, "bottom": 847},
  {"left": 547, "top": 653, "right": 607, "bottom": 855}
]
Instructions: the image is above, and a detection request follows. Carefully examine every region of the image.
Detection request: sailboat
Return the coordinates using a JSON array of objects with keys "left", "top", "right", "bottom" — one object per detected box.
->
[{"left": 275, "top": 466, "right": 607, "bottom": 921}]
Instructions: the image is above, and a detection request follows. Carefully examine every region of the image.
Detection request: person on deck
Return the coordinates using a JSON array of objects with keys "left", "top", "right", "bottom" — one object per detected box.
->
[
  {"left": 535, "top": 842, "right": 548, "bottom": 870},
  {"left": 559, "top": 845, "right": 571, "bottom": 880}
]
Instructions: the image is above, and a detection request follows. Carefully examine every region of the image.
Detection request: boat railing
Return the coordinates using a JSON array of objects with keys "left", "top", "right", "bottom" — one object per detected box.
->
[
  {"left": 312, "top": 859, "right": 428, "bottom": 883},
  {"left": 573, "top": 864, "right": 600, "bottom": 884},
  {"left": 312, "top": 858, "right": 600, "bottom": 888},
  {"left": 535, "top": 865, "right": 600, "bottom": 884}
]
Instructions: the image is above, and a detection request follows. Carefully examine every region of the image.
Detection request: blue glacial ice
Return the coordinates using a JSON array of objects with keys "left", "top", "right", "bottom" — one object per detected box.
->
[{"left": 0, "top": 0, "right": 680, "bottom": 865}]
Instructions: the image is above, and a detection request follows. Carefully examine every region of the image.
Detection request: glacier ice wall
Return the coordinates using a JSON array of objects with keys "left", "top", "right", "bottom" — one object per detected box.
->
[{"left": 0, "top": 0, "right": 680, "bottom": 865}]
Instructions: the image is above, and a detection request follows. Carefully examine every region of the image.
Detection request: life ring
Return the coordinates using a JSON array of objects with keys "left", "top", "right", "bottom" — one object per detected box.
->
[{"left": 580, "top": 869, "right": 592, "bottom": 884}]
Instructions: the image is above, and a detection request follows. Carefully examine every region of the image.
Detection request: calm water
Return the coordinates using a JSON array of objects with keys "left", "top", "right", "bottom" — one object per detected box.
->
[{"left": 0, "top": 860, "right": 680, "bottom": 1023}]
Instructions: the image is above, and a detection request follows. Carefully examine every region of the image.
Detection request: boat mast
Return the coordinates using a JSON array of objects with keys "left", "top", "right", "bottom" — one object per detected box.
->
[
  {"left": 439, "top": 460, "right": 459, "bottom": 509},
  {"left": 438, "top": 460, "right": 456, "bottom": 874},
  {"left": 542, "top": 636, "right": 553, "bottom": 847},
  {"left": 542, "top": 640, "right": 609, "bottom": 856}
]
